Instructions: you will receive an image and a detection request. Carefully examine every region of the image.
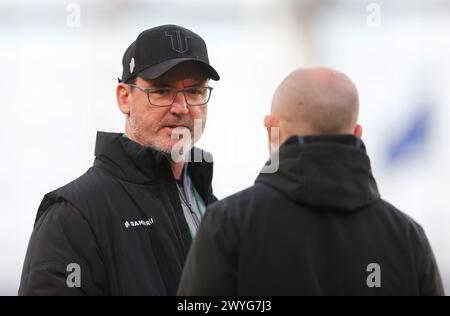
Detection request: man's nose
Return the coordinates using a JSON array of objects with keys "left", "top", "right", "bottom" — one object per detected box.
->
[{"left": 170, "top": 90, "right": 189, "bottom": 116}]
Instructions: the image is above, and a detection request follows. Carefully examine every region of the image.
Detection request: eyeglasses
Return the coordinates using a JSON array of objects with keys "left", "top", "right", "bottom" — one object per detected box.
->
[{"left": 129, "top": 84, "right": 213, "bottom": 107}]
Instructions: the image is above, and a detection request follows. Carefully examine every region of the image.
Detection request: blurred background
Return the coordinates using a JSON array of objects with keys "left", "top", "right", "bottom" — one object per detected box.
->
[{"left": 1, "top": 0, "right": 449, "bottom": 295}]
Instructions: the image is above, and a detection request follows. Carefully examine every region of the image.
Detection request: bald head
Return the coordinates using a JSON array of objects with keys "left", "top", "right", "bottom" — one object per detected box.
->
[{"left": 270, "top": 67, "right": 360, "bottom": 140}]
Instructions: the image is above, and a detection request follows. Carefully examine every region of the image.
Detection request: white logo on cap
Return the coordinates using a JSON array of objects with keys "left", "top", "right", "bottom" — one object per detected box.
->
[{"left": 129, "top": 57, "right": 135, "bottom": 73}]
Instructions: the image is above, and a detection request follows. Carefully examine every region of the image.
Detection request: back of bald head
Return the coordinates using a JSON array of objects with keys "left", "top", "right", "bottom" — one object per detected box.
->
[{"left": 272, "top": 67, "right": 360, "bottom": 137}]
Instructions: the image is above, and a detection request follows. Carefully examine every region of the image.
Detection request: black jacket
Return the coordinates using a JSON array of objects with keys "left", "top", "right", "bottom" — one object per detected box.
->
[
  {"left": 178, "top": 135, "right": 444, "bottom": 296},
  {"left": 19, "top": 132, "right": 216, "bottom": 296}
]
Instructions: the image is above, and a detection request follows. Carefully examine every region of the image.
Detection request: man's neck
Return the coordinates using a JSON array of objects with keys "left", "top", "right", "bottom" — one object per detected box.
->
[{"left": 171, "top": 161, "right": 185, "bottom": 180}]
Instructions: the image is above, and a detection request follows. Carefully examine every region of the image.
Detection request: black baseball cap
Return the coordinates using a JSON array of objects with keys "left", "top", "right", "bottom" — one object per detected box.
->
[{"left": 120, "top": 24, "right": 220, "bottom": 83}]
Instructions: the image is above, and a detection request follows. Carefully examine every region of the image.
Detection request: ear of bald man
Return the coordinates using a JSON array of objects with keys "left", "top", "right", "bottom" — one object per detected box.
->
[
  {"left": 264, "top": 115, "right": 281, "bottom": 154},
  {"left": 265, "top": 67, "right": 363, "bottom": 154}
]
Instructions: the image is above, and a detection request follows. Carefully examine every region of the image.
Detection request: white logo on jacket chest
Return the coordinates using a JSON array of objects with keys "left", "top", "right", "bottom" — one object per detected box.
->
[{"left": 124, "top": 218, "right": 154, "bottom": 228}]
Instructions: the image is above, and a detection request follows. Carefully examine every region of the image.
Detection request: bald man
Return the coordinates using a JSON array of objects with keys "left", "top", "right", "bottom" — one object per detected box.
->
[{"left": 178, "top": 67, "right": 444, "bottom": 296}]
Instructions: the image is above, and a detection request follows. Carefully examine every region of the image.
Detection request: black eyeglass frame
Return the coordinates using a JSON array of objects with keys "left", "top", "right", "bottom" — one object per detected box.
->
[{"left": 128, "top": 84, "right": 213, "bottom": 107}]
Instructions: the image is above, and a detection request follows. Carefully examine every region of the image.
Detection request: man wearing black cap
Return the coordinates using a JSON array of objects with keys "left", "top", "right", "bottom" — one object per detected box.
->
[{"left": 19, "top": 25, "right": 220, "bottom": 296}]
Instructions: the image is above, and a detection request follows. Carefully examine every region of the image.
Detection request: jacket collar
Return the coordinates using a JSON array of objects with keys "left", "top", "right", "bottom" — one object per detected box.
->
[
  {"left": 256, "top": 134, "right": 380, "bottom": 211},
  {"left": 93, "top": 132, "right": 214, "bottom": 201}
]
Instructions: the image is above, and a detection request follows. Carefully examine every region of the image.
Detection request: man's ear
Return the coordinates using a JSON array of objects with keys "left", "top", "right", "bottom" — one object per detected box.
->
[
  {"left": 264, "top": 115, "right": 281, "bottom": 154},
  {"left": 116, "top": 83, "right": 132, "bottom": 115},
  {"left": 353, "top": 124, "right": 363, "bottom": 138},
  {"left": 264, "top": 115, "right": 276, "bottom": 138}
]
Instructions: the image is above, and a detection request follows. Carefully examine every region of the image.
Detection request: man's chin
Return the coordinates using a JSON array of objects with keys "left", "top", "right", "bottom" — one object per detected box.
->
[{"left": 153, "top": 138, "right": 194, "bottom": 156}]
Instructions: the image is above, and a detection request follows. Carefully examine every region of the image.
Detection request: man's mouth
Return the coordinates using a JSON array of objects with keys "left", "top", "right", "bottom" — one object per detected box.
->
[
  {"left": 164, "top": 124, "right": 191, "bottom": 130},
  {"left": 162, "top": 125, "right": 192, "bottom": 138}
]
